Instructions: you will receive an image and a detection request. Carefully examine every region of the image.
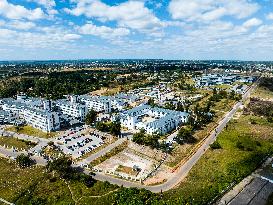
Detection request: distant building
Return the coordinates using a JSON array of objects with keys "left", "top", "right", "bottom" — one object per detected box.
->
[{"left": 194, "top": 74, "right": 256, "bottom": 87}]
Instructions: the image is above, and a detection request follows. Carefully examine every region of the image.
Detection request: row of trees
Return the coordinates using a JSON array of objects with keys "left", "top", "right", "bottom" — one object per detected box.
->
[
  {"left": 0, "top": 70, "right": 117, "bottom": 99},
  {"left": 210, "top": 89, "right": 241, "bottom": 102},
  {"left": 132, "top": 129, "right": 161, "bottom": 149}
]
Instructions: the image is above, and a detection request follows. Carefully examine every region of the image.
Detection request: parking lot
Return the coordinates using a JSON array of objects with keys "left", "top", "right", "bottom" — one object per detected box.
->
[{"left": 54, "top": 126, "right": 104, "bottom": 159}]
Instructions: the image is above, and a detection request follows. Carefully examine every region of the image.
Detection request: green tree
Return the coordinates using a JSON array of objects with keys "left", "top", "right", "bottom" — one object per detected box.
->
[
  {"left": 132, "top": 129, "right": 146, "bottom": 144},
  {"left": 174, "top": 127, "right": 195, "bottom": 144},
  {"left": 16, "top": 154, "right": 35, "bottom": 168},
  {"left": 109, "top": 121, "right": 121, "bottom": 136},
  {"left": 147, "top": 98, "right": 156, "bottom": 107},
  {"left": 46, "top": 156, "right": 72, "bottom": 178},
  {"left": 85, "top": 109, "right": 97, "bottom": 125},
  {"left": 114, "top": 187, "right": 160, "bottom": 205}
]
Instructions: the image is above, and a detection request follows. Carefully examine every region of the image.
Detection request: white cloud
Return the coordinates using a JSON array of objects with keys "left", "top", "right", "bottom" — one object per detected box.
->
[
  {"left": 8, "top": 20, "right": 36, "bottom": 30},
  {"left": 63, "top": 33, "right": 82, "bottom": 40},
  {"left": 0, "top": 26, "right": 83, "bottom": 50},
  {"left": 0, "top": 0, "right": 45, "bottom": 20},
  {"left": 27, "top": 0, "right": 57, "bottom": 15},
  {"left": 66, "top": 0, "right": 164, "bottom": 33},
  {"left": 29, "top": 0, "right": 56, "bottom": 8},
  {"left": 266, "top": 13, "right": 273, "bottom": 20},
  {"left": 79, "top": 23, "right": 130, "bottom": 39},
  {"left": 168, "top": 0, "right": 260, "bottom": 22},
  {"left": 242, "top": 18, "right": 262, "bottom": 28}
]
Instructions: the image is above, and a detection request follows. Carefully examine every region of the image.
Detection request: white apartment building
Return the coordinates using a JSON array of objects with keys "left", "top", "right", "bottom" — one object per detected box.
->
[
  {"left": 118, "top": 105, "right": 189, "bottom": 135},
  {"left": 0, "top": 110, "right": 16, "bottom": 124},
  {"left": 56, "top": 96, "right": 87, "bottom": 121},
  {"left": 79, "top": 95, "right": 111, "bottom": 113},
  {"left": 23, "top": 108, "right": 60, "bottom": 132}
]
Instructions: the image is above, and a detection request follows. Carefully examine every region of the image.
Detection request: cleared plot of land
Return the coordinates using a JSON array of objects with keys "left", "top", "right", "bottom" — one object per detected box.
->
[
  {"left": 95, "top": 148, "right": 155, "bottom": 181},
  {"left": 5, "top": 125, "right": 58, "bottom": 139},
  {"left": 0, "top": 157, "right": 118, "bottom": 205},
  {"left": 116, "top": 165, "right": 139, "bottom": 176},
  {"left": 0, "top": 137, "right": 36, "bottom": 150},
  {"left": 90, "top": 140, "right": 128, "bottom": 167},
  {"left": 163, "top": 114, "right": 273, "bottom": 204}
]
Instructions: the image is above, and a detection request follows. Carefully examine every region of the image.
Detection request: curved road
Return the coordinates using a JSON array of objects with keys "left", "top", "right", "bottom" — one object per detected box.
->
[{"left": 92, "top": 81, "right": 258, "bottom": 193}]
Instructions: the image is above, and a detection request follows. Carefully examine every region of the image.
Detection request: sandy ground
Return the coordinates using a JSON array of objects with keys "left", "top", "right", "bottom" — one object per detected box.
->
[
  {"left": 95, "top": 148, "right": 155, "bottom": 179},
  {"left": 143, "top": 166, "right": 175, "bottom": 186}
]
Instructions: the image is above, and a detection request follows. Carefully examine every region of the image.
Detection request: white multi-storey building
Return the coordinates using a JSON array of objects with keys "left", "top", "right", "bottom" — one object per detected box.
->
[
  {"left": 0, "top": 97, "right": 61, "bottom": 132},
  {"left": 0, "top": 110, "right": 16, "bottom": 124},
  {"left": 56, "top": 96, "right": 87, "bottom": 121},
  {"left": 23, "top": 108, "right": 60, "bottom": 132},
  {"left": 79, "top": 95, "right": 111, "bottom": 113},
  {"left": 117, "top": 105, "right": 189, "bottom": 135}
]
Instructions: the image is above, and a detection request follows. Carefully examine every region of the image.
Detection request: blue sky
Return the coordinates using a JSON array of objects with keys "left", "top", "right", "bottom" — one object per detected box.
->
[{"left": 0, "top": 0, "right": 273, "bottom": 60}]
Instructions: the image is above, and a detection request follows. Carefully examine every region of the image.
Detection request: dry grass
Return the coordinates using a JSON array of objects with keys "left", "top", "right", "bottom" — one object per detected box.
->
[
  {"left": 116, "top": 165, "right": 139, "bottom": 176},
  {"left": 5, "top": 125, "right": 58, "bottom": 139},
  {"left": 0, "top": 137, "right": 36, "bottom": 150}
]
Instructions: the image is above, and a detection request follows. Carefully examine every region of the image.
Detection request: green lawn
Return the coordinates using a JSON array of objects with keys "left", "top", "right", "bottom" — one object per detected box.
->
[
  {"left": 0, "top": 158, "right": 43, "bottom": 202},
  {"left": 0, "top": 137, "right": 36, "bottom": 150},
  {"left": 163, "top": 114, "right": 273, "bottom": 204},
  {"left": 5, "top": 125, "right": 58, "bottom": 139},
  {"left": 0, "top": 157, "right": 118, "bottom": 205}
]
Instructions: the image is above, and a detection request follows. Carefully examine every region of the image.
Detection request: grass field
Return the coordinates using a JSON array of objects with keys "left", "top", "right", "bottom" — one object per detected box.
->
[
  {"left": 163, "top": 114, "right": 273, "bottom": 204},
  {"left": 0, "top": 157, "right": 119, "bottom": 205},
  {"left": 252, "top": 79, "right": 273, "bottom": 100},
  {"left": 165, "top": 98, "right": 235, "bottom": 168},
  {"left": 5, "top": 125, "right": 58, "bottom": 139},
  {"left": 0, "top": 137, "right": 36, "bottom": 150}
]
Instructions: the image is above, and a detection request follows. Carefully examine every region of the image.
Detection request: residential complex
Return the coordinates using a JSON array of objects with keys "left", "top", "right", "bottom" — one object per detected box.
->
[
  {"left": 195, "top": 74, "right": 256, "bottom": 87},
  {"left": 117, "top": 105, "right": 189, "bottom": 135}
]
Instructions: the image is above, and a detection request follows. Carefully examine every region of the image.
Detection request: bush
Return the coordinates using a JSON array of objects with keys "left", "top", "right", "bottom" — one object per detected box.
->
[
  {"left": 174, "top": 127, "right": 196, "bottom": 144},
  {"left": 16, "top": 154, "right": 35, "bottom": 168},
  {"left": 95, "top": 121, "right": 121, "bottom": 136},
  {"left": 132, "top": 129, "right": 160, "bottom": 149},
  {"left": 85, "top": 109, "right": 97, "bottom": 125},
  {"left": 210, "top": 141, "right": 222, "bottom": 150},
  {"left": 236, "top": 137, "right": 261, "bottom": 151}
]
